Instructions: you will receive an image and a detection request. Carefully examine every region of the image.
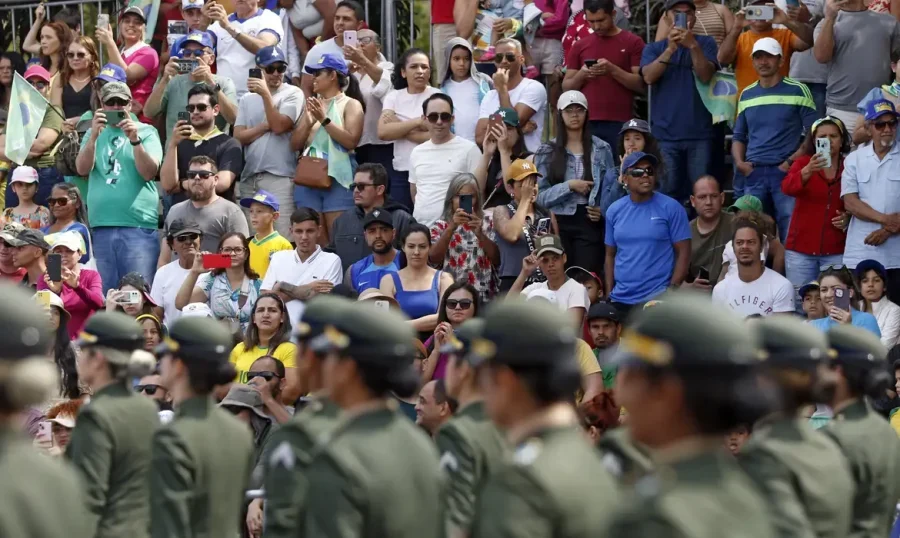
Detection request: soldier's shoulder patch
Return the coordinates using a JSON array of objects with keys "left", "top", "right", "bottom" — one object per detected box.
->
[
  {"left": 439, "top": 451, "right": 459, "bottom": 472},
  {"left": 634, "top": 474, "right": 662, "bottom": 499},
  {"left": 601, "top": 452, "right": 623, "bottom": 477},
  {"left": 269, "top": 440, "right": 296, "bottom": 470},
  {"left": 513, "top": 438, "right": 542, "bottom": 466}
]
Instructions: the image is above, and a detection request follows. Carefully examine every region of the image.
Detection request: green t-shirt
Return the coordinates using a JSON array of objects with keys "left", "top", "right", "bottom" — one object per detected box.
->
[
  {"left": 0, "top": 105, "right": 64, "bottom": 169},
  {"left": 593, "top": 348, "right": 617, "bottom": 390},
  {"left": 80, "top": 114, "right": 162, "bottom": 229}
]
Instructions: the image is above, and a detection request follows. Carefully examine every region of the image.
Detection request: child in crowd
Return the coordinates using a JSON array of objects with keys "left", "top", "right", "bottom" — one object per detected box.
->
[
  {"left": 3, "top": 166, "right": 51, "bottom": 229},
  {"left": 569, "top": 266, "right": 605, "bottom": 343},
  {"left": 724, "top": 423, "right": 751, "bottom": 456},
  {"left": 596, "top": 119, "right": 666, "bottom": 216},
  {"left": 799, "top": 281, "right": 825, "bottom": 321},
  {"left": 240, "top": 190, "right": 293, "bottom": 278}
]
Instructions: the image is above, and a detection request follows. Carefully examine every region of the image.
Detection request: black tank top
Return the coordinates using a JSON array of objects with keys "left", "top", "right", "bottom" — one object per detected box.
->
[{"left": 62, "top": 81, "right": 92, "bottom": 119}]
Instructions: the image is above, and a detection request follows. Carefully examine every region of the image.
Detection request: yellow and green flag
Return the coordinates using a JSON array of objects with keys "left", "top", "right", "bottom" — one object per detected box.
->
[{"left": 4, "top": 72, "right": 49, "bottom": 166}]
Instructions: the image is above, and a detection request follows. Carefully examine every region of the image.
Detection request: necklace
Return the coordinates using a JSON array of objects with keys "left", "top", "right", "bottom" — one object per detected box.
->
[{"left": 70, "top": 74, "right": 90, "bottom": 83}]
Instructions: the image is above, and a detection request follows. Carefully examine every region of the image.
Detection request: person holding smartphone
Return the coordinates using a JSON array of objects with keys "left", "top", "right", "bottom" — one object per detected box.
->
[{"left": 809, "top": 266, "right": 881, "bottom": 335}]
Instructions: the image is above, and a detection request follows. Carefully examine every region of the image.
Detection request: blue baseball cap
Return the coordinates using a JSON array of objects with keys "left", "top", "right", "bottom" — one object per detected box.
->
[
  {"left": 95, "top": 63, "right": 127, "bottom": 83},
  {"left": 304, "top": 53, "right": 348, "bottom": 76},
  {"left": 181, "top": 30, "right": 215, "bottom": 51},
  {"left": 240, "top": 190, "right": 279, "bottom": 212},
  {"left": 864, "top": 99, "right": 899, "bottom": 122},
  {"left": 621, "top": 151, "right": 659, "bottom": 171},
  {"left": 255, "top": 45, "right": 286, "bottom": 67},
  {"left": 856, "top": 259, "right": 887, "bottom": 281},
  {"left": 619, "top": 118, "right": 650, "bottom": 135},
  {"left": 798, "top": 280, "right": 820, "bottom": 298}
]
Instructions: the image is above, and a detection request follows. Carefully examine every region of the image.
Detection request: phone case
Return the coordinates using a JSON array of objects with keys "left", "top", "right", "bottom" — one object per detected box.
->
[{"left": 202, "top": 254, "right": 233, "bottom": 269}]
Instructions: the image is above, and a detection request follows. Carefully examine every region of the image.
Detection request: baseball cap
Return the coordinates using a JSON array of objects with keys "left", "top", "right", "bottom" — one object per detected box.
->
[
  {"left": 798, "top": 280, "right": 820, "bottom": 298},
  {"left": 557, "top": 90, "right": 588, "bottom": 111},
  {"left": 664, "top": 0, "right": 696, "bottom": 10},
  {"left": 587, "top": 302, "right": 620, "bottom": 323},
  {"left": 101, "top": 81, "right": 132, "bottom": 103},
  {"left": 621, "top": 151, "right": 659, "bottom": 171},
  {"left": 181, "top": 30, "right": 215, "bottom": 51},
  {"left": 47, "top": 411, "right": 76, "bottom": 429},
  {"left": 95, "top": 63, "right": 127, "bottom": 84},
  {"left": 182, "top": 0, "right": 203, "bottom": 9},
  {"left": 495, "top": 107, "right": 519, "bottom": 127},
  {"left": 566, "top": 265, "right": 601, "bottom": 286},
  {"left": 751, "top": 37, "right": 783, "bottom": 57},
  {"left": 7, "top": 229, "right": 50, "bottom": 251},
  {"left": 856, "top": 259, "right": 887, "bottom": 281},
  {"left": 304, "top": 53, "right": 348, "bottom": 75},
  {"left": 0, "top": 221, "right": 25, "bottom": 244},
  {"left": 362, "top": 208, "right": 394, "bottom": 230},
  {"left": 255, "top": 45, "right": 287, "bottom": 67},
  {"left": 525, "top": 287, "right": 558, "bottom": 304},
  {"left": 10, "top": 166, "right": 38, "bottom": 185},
  {"left": 865, "top": 99, "right": 899, "bottom": 122},
  {"left": 23, "top": 65, "right": 51, "bottom": 83},
  {"left": 534, "top": 234, "right": 564, "bottom": 256},
  {"left": 167, "top": 218, "right": 202, "bottom": 238},
  {"left": 619, "top": 118, "right": 650, "bottom": 135},
  {"left": 120, "top": 6, "right": 147, "bottom": 22},
  {"left": 49, "top": 230, "right": 85, "bottom": 254},
  {"left": 181, "top": 302, "right": 213, "bottom": 318},
  {"left": 508, "top": 159, "right": 542, "bottom": 182},
  {"left": 240, "top": 190, "right": 280, "bottom": 212},
  {"left": 727, "top": 194, "right": 763, "bottom": 213}
]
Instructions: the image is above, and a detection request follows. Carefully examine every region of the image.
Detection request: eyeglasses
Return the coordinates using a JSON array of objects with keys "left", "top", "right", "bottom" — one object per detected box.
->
[
  {"left": 186, "top": 103, "right": 210, "bottom": 112},
  {"left": 104, "top": 98, "right": 130, "bottom": 107},
  {"left": 186, "top": 170, "right": 214, "bottom": 180},
  {"left": 247, "top": 371, "right": 282, "bottom": 381},
  {"left": 874, "top": 119, "right": 898, "bottom": 131},
  {"left": 349, "top": 182, "right": 374, "bottom": 191},
  {"left": 493, "top": 52, "right": 517, "bottom": 64},
  {"left": 627, "top": 167, "right": 654, "bottom": 178},
  {"left": 66, "top": 51, "right": 88, "bottom": 59},
  {"left": 264, "top": 64, "right": 288, "bottom": 74},
  {"left": 359, "top": 36, "right": 375, "bottom": 45},
  {"left": 426, "top": 112, "right": 452, "bottom": 123},
  {"left": 446, "top": 299, "right": 473, "bottom": 310},
  {"left": 181, "top": 49, "right": 207, "bottom": 58},
  {"left": 28, "top": 80, "right": 48, "bottom": 90},
  {"left": 175, "top": 233, "right": 200, "bottom": 242},
  {"left": 221, "top": 247, "right": 245, "bottom": 254},
  {"left": 47, "top": 197, "right": 70, "bottom": 207},
  {"left": 135, "top": 384, "right": 162, "bottom": 395}
]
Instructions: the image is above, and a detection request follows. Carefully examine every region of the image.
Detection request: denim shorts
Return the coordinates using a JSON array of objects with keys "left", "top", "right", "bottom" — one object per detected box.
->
[{"left": 293, "top": 181, "right": 355, "bottom": 212}]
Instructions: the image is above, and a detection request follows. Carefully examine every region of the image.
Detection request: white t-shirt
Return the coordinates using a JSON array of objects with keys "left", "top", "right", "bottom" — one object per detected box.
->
[
  {"left": 209, "top": 9, "right": 284, "bottom": 98},
  {"left": 150, "top": 261, "right": 192, "bottom": 328},
  {"left": 712, "top": 267, "right": 795, "bottom": 317},
  {"left": 443, "top": 78, "right": 480, "bottom": 143},
  {"left": 355, "top": 57, "right": 394, "bottom": 147},
  {"left": 522, "top": 278, "right": 590, "bottom": 312},
  {"left": 722, "top": 239, "right": 769, "bottom": 278},
  {"left": 382, "top": 86, "right": 442, "bottom": 171},
  {"left": 478, "top": 78, "right": 547, "bottom": 152},
  {"left": 302, "top": 37, "right": 345, "bottom": 73},
  {"left": 260, "top": 246, "right": 343, "bottom": 326},
  {"left": 409, "top": 136, "right": 482, "bottom": 226}
]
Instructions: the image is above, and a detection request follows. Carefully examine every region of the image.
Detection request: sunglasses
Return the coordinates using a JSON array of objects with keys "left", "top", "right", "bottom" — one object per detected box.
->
[
  {"left": 104, "top": 98, "right": 130, "bottom": 107},
  {"left": 186, "top": 170, "right": 214, "bottom": 180},
  {"left": 264, "top": 64, "right": 288, "bottom": 74},
  {"left": 349, "top": 182, "right": 374, "bottom": 191},
  {"left": 248, "top": 371, "right": 282, "bottom": 381},
  {"left": 29, "top": 81, "right": 48, "bottom": 90},
  {"left": 181, "top": 49, "right": 206, "bottom": 58},
  {"left": 135, "top": 384, "right": 162, "bottom": 395},
  {"left": 493, "top": 52, "right": 517, "bottom": 64},
  {"left": 446, "top": 299, "right": 473, "bottom": 310},
  {"left": 47, "top": 197, "right": 70, "bottom": 207},
  {"left": 628, "top": 167, "right": 654, "bottom": 178},
  {"left": 874, "top": 119, "right": 898, "bottom": 130},
  {"left": 186, "top": 103, "right": 210, "bottom": 112},
  {"left": 67, "top": 51, "right": 88, "bottom": 59},
  {"left": 175, "top": 233, "right": 200, "bottom": 242},
  {"left": 426, "top": 112, "right": 452, "bottom": 123}
]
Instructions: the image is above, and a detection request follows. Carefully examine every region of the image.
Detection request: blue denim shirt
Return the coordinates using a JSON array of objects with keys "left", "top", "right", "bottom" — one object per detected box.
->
[{"left": 534, "top": 136, "right": 614, "bottom": 216}]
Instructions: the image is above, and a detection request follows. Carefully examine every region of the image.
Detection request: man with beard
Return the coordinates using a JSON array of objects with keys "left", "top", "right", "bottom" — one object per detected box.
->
[
  {"left": 713, "top": 219, "right": 794, "bottom": 317},
  {"left": 688, "top": 175, "right": 732, "bottom": 288},
  {"left": 587, "top": 303, "right": 621, "bottom": 390},
  {"left": 347, "top": 209, "right": 400, "bottom": 293},
  {"left": 247, "top": 355, "right": 292, "bottom": 424},
  {"left": 161, "top": 156, "right": 248, "bottom": 262},
  {"left": 151, "top": 219, "right": 202, "bottom": 326}
]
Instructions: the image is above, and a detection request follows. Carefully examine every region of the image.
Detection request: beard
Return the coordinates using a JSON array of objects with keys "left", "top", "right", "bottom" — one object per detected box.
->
[{"left": 371, "top": 241, "right": 392, "bottom": 255}]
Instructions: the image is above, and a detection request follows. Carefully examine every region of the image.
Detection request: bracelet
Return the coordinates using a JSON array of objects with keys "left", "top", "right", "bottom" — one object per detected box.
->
[{"left": 130, "top": 138, "right": 142, "bottom": 146}]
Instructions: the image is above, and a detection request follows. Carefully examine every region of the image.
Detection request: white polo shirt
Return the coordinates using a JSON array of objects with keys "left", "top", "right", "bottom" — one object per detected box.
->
[
  {"left": 261, "top": 246, "right": 343, "bottom": 325},
  {"left": 209, "top": 9, "right": 283, "bottom": 98}
]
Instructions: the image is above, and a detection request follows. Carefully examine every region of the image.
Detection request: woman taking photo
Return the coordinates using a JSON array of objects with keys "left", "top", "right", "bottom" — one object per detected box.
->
[
  {"left": 421, "top": 282, "right": 480, "bottom": 382},
  {"left": 42, "top": 182, "right": 91, "bottom": 266},
  {"left": 229, "top": 293, "right": 301, "bottom": 404},
  {"left": 51, "top": 36, "right": 101, "bottom": 131},
  {"left": 38, "top": 231, "right": 103, "bottom": 338},
  {"left": 175, "top": 232, "right": 262, "bottom": 333},
  {"left": 809, "top": 266, "right": 880, "bottom": 336},
  {"left": 856, "top": 259, "right": 900, "bottom": 348},
  {"left": 37, "top": 291, "right": 81, "bottom": 399},
  {"left": 291, "top": 53, "right": 365, "bottom": 244},
  {"left": 782, "top": 116, "right": 850, "bottom": 298},
  {"left": 96, "top": 6, "right": 159, "bottom": 118},
  {"left": 535, "top": 91, "right": 614, "bottom": 274},
  {"left": 346, "top": 29, "right": 395, "bottom": 172},
  {"left": 429, "top": 174, "right": 500, "bottom": 302},
  {"left": 599, "top": 119, "right": 667, "bottom": 215},
  {"left": 379, "top": 224, "right": 454, "bottom": 336},
  {"left": 475, "top": 109, "right": 531, "bottom": 208},
  {"left": 106, "top": 272, "right": 160, "bottom": 319},
  {"left": 378, "top": 48, "right": 440, "bottom": 211}
]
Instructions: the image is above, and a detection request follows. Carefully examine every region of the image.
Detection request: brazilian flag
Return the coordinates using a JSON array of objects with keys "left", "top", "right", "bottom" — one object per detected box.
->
[
  {"left": 4, "top": 72, "right": 49, "bottom": 166},
  {"left": 695, "top": 71, "right": 739, "bottom": 128}
]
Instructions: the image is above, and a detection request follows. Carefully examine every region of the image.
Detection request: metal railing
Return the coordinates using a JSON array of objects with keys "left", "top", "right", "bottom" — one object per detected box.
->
[{"left": 1, "top": 0, "right": 124, "bottom": 54}]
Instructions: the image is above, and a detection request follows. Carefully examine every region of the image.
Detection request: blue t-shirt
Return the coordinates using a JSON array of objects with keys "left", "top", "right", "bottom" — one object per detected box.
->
[
  {"left": 605, "top": 192, "right": 691, "bottom": 304},
  {"left": 350, "top": 252, "right": 400, "bottom": 294},
  {"left": 733, "top": 78, "right": 819, "bottom": 165},
  {"left": 808, "top": 309, "right": 882, "bottom": 337},
  {"left": 639, "top": 36, "right": 719, "bottom": 142}
]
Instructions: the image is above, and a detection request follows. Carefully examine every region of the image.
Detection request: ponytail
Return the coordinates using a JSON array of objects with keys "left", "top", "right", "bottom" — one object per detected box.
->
[{"left": 340, "top": 72, "right": 367, "bottom": 113}]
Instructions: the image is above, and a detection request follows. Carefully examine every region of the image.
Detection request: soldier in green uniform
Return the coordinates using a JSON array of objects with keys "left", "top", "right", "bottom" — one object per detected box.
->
[
  {"left": 303, "top": 302, "right": 444, "bottom": 537},
  {"left": 435, "top": 318, "right": 506, "bottom": 538},
  {"left": 67, "top": 312, "right": 159, "bottom": 538},
  {"left": 0, "top": 284, "right": 90, "bottom": 538},
  {"left": 260, "top": 295, "right": 349, "bottom": 538},
  {"left": 596, "top": 426, "right": 655, "bottom": 487},
  {"left": 470, "top": 299, "right": 618, "bottom": 538},
  {"left": 822, "top": 325, "right": 900, "bottom": 538},
  {"left": 602, "top": 293, "right": 774, "bottom": 537},
  {"left": 151, "top": 316, "right": 255, "bottom": 538},
  {"left": 739, "top": 316, "right": 852, "bottom": 538}
]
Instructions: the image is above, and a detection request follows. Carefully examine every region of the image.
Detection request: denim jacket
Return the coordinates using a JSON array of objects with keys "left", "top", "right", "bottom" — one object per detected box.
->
[{"left": 534, "top": 136, "right": 614, "bottom": 216}]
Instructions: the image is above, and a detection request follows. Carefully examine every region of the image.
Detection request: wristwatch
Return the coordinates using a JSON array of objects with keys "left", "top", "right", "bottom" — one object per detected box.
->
[
  {"left": 130, "top": 138, "right": 142, "bottom": 146},
  {"left": 213, "top": 83, "right": 221, "bottom": 93},
  {"left": 321, "top": 117, "right": 332, "bottom": 126}
]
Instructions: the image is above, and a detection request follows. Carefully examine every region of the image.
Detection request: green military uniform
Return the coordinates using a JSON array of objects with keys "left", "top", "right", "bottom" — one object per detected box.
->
[
  {"left": 603, "top": 294, "right": 774, "bottom": 537},
  {"left": 303, "top": 303, "right": 444, "bottom": 537},
  {"left": 434, "top": 319, "right": 507, "bottom": 536},
  {"left": 597, "top": 427, "right": 654, "bottom": 486},
  {"left": 0, "top": 284, "right": 89, "bottom": 538},
  {"left": 738, "top": 316, "right": 852, "bottom": 538},
  {"left": 469, "top": 299, "right": 618, "bottom": 538},
  {"left": 150, "top": 317, "right": 255, "bottom": 538},
  {"left": 66, "top": 313, "right": 159, "bottom": 538},
  {"left": 822, "top": 326, "right": 900, "bottom": 538},
  {"left": 262, "top": 296, "right": 348, "bottom": 538}
]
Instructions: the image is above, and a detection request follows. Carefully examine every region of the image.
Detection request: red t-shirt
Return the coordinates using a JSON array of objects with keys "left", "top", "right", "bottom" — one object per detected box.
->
[
  {"left": 0, "top": 268, "right": 26, "bottom": 283},
  {"left": 565, "top": 30, "right": 645, "bottom": 123},
  {"left": 432, "top": 0, "right": 456, "bottom": 24}
]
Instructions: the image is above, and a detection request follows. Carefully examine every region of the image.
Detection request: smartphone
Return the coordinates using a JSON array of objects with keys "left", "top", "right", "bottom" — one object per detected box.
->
[
  {"left": 119, "top": 290, "right": 142, "bottom": 305},
  {"left": 178, "top": 111, "right": 190, "bottom": 123},
  {"left": 488, "top": 112, "right": 503, "bottom": 133},
  {"left": 175, "top": 59, "right": 197, "bottom": 74},
  {"left": 343, "top": 30, "right": 358, "bottom": 48},
  {"left": 97, "top": 13, "right": 110, "bottom": 29},
  {"left": 674, "top": 12, "right": 688, "bottom": 29},
  {"left": 203, "top": 253, "right": 233, "bottom": 269},
  {"left": 168, "top": 20, "right": 188, "bottom": 35},
  {"left": 36, "top": 290, "right": 52, "bottom": 307},
  {"left": 745, "top": 5, "right": 774, "bottom": 20},
  {"left": 584, "top": 59, "right": 597, "bottom": 68},
  {"left": 536, "top": 217, "right": 551, "bottom": 235},
  {"left": 373, "top": 300, "right": 390, "bottom": 311},
  {"left": 459, "top": 194, "right": 473, "bottom": 214},
  {"left": 104, "top": 110, "right": 127, "bottom": 125},
  {"left": 249, "top": 68, "right": 262, "bottom": 80},
  {"left": 47, "top": 253, "right": 62, "bottom": 282},
  {"left": 785, "top": 0, "right": 800, "bottom": 6},
  {"left": 697, "top": 266, "right": 710, "bottom": 281},
  {"left": 816, "top": 137, "right": 832, "bottom": 169},
  {"left": 36, "top": 421, "right": 52, "bottom": 444},
  {"left": 834, "top": 287, "right": 851, "bottom": 312}
]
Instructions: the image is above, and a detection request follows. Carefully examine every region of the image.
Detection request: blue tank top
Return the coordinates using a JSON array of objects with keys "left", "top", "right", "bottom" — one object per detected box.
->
[{"left": 391, "top": 270, "right": 442, "bottom": 320}]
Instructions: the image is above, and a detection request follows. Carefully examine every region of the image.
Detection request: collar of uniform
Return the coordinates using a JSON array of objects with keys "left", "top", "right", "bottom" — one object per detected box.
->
[
  {"left": 93, "top": 380, "right": 133, "bottom": 400},
  {"left": 833, "top": 397, "right": 867, "bottom": 419},
  {"left": 650, "top": 435, "right": 725, "bottom": 465},
  {"left": 176, "top": 395, "right": 216, "bottom": 417},
  {"left": 506, "top": 402, "right": 577, "bottom": 446},
  {"left": 454, "top": 399, "right": 486, "bottom": 420}
]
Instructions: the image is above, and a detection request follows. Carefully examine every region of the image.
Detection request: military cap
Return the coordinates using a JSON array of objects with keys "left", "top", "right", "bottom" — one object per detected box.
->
[
  {"left": 827, "top": 325, "right": 887, "bottom": 365},
  {"left": 0, "top": 283, "right": 52, "bottom": 361},
  {"left": 76, "top": 312, "right": 144, "bottom": 358},
  {"left": 310, "top": 301, "right": 415, "bottom": 365},
  {"left": 468, "top": 298, "right": 575, "bottom": 367},
  {"left": 609, "top": 292, "right": 762, "bottom": 369},
  {"left": 440, "top": 317, "right": 485, "bottom": 356},
  {"left": 158, "top": 316, "right": 233, "bottom": 363},
  {"left": 752, "top": 316, "right": 830, "bottom": 367},
  {"left": 219, "top": 384, "right": 269, "bottom": 420},
  {"left": 294, "top": 295, "right": 351, "bottom": 342}
]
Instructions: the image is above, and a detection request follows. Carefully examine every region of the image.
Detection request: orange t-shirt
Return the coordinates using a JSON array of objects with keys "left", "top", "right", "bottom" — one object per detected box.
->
[{"left": 734, "top": 28, "right": 796, "bottom": 97}]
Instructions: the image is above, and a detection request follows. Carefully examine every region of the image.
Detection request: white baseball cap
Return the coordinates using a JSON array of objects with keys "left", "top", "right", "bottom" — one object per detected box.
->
[
  {"left": 49, "top": 230, "right": 85, "bottom": 254},
  {"left": 48, "top": 411, "right": 76, "bottom": 429},
  {"left": 181, "top": 302, "right": 213, "bottom": 318},
  {"left": 557, "top": 90, "right": 589, "bottom": 111},
  {"left": 182, "top": 0, "right": 203, "bottom": 9},
  {"left": 751, "top": 37, "right": 783, "bottom": 57},
  {"left": 525, "top": 287, "right": 558, "bottom": 304},
  {"left": 10, "top": 166, "right": 38, "bottom": 184}
]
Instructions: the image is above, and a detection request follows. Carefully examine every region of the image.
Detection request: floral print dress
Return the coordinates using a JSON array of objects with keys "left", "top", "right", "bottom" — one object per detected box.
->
[
  {"left": 4, "top": 206, "right": 51, "bottom": 229},
  {"left": 430, "top": 213, "right": 498, "bottom": 303}
]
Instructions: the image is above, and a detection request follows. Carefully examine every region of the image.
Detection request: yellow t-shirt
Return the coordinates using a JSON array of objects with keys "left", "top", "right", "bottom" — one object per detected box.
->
[
  {"left": 249, "top": 231, "right": 293, "bottom": 278},
  {"left": 229, "top": 341, "right": 297, "bottom": 384},
  {"left": 575, "top": 338, "right": 602, "bottom": 404}
]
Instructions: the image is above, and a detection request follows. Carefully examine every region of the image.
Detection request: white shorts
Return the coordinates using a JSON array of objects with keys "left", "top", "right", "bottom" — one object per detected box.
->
[{"left": 529, "top": 37, "right": 563, "bottom": 76}]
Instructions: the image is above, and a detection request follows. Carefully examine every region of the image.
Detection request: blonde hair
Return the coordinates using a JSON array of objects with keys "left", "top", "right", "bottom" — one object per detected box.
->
[{"left": 61, "top": 36, "right": 101, "bottom": 88}]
